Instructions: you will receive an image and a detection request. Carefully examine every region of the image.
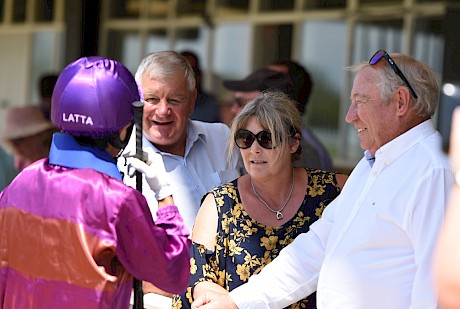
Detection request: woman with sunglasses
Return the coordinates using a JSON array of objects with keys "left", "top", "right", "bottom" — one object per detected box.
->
[{"left": 172, "top": 91, "right": 347, "bottom": 309}]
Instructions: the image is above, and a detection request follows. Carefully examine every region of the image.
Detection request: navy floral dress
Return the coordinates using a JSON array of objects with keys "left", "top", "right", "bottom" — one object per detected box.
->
[{"left": 172, "top": 168, "right": 342, "bottom": 309}]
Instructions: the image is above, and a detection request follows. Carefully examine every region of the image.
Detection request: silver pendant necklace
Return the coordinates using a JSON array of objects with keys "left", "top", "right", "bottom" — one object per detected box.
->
[{"left": 250, "top": 170, "right": 294, "bottom": 220}]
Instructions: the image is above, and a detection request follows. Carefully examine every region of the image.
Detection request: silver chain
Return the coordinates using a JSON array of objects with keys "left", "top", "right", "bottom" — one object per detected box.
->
[{"left": 250, "top": 170, "right": 294, "bottom": 220}]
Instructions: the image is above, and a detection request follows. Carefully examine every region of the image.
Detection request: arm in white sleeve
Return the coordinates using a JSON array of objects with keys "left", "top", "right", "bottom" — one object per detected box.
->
[{"left": 230, "top": 198, "right": 338, "bottom": 309}]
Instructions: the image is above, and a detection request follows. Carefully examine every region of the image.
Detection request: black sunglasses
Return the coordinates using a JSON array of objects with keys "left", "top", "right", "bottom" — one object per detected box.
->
[
  {"left": 369, "top": 50, "right": 418, "bottom": 99},
  {"left": 235, "top": 129, "right": 273, "bottom": 149}
]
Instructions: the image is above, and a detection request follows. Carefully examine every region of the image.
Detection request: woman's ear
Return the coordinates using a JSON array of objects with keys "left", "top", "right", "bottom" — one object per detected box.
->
[{"left": 290, "top": 133, "right": 301, "bottom": 154}]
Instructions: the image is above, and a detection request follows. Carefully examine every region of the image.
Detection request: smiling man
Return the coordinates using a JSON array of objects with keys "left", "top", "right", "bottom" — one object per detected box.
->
[
  {"left": 191, "top": 51, "right": 453, "bottom": 309},
  {"left": 119, "top": 51, "right": 244, "bottom": 307},
  {"left": 122, "top": 50, "right": 244, "bottom": 231}
]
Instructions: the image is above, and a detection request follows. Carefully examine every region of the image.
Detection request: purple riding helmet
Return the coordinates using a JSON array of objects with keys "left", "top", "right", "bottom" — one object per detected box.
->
[{"left": 51, "top": 56, "right": 139, "bottom": 139}]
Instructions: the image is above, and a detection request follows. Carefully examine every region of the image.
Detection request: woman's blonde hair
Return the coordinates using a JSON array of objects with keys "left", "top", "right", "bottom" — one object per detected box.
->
[{"left": 228, "top": 90, "right": 302, "bottom": 164}]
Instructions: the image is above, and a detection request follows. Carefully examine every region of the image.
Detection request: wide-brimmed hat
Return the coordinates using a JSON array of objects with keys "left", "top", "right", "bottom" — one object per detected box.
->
[{"left": 3, "top": 105, "right": 55, "bottom": 141}]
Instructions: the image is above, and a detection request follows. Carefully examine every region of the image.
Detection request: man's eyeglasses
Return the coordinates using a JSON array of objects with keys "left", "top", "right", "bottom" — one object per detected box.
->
[
  {"left": 235, "top": 129, "right": 273, "bottom": 149},
  {"left": 369, "top": 50, "right": 418, "bottom": 99}
]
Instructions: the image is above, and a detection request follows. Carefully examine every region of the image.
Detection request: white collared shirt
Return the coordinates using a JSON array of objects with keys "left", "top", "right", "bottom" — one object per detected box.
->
[
  {"left": 120, "top": 120, "right": 244, "bottom": 231},
  {"left": 231, "top": 119, "right": 453, "bottom": 309}
]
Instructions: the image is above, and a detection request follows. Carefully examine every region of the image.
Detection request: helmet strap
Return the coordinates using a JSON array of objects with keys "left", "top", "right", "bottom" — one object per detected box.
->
[
  {"left": 109, "top": 122, "right": 134, "bottom": 157},
  {"left": 74, "top": 135, "right": 108, "bottom": 150}
]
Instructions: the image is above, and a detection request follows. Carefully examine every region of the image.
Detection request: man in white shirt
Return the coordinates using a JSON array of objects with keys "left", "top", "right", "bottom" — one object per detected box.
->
[
  {"left": 121, "top": 50, "right": 244, "bottom": 231},
  {"left": 191, "top": 51, "right": 453, "bottom": 309},
  {"left": 119, "top": 50, "right": 244, "bottom": 307}
]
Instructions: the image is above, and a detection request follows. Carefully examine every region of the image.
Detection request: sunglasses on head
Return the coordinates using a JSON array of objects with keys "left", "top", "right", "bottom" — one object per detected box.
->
[
  {"left": 369, "top": 50, "right": 418, "bottom": 99},
  {"left": 235, "top": 129, "right": 273, "bottom": 149}
]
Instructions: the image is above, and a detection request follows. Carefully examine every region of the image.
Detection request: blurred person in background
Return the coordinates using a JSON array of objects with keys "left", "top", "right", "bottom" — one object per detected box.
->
[
  {"left": 0, "top": 145, "right": 17, "bottom": 191},
  {"left": 2, "top": 105, "right": 58, "bottom": 171},
  {"left": 38, "top": 73, "right": 58, "bottom": 120},
  {"left": 180, "top": 50, "right": 221, "bottom": 123},
  {"left": 267, "top": 60, "right": 333, "bottom": 171},
  {"left": 434, "top": 106, "right": 460, "bottom": 309},
  {"left": 223, "top": 68, "right": 296, "bottom": 117}
]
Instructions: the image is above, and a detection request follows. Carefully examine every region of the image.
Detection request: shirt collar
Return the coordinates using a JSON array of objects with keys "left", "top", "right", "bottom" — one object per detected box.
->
[
  {"left": 49, "top": 132, "right": 122, "bottom": 180},
  {"left": 186, "top": 120, "right": 210, "bottom": 156},
  {"left": 364, "top": 150, "right": 376, "bottom": 167},
  {"left": 374, "top": 119, "right": 436, "bottom": 168},
  {"left": 187, "top": 120, "right": 207, "bottom": 142}
]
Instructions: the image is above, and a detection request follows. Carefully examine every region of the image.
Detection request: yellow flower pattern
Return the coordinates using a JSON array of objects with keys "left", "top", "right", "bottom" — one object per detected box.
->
[
  {"left": 260, "top": 235, "right": 279, "bottom": 251},
  {"left": 172, "top": 168, "right": 341, "bottom": 309}
]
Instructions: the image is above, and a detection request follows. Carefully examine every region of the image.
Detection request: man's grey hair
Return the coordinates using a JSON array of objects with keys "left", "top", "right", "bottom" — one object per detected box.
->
[
  {"left": 348, "top": 53, "right": 440, "bottom": 118},
  {"left": 135, "top": 50, "right": 196, "bottom": 92}
]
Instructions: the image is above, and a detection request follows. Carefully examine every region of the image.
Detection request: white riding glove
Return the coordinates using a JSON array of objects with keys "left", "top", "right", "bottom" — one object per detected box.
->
[{"left": 124, "top": 151, "right": 172, "bottom": 201}]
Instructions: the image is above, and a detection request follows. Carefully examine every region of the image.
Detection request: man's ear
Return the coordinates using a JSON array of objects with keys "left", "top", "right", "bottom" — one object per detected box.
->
[{"left": 395, "top": 86, "right": 412, "bottom": 116}]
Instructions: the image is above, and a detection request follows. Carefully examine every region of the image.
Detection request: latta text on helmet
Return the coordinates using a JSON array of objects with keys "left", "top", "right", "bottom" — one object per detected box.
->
[{"left": 62, "top": 113, "right": 94, "bottom": 125}]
